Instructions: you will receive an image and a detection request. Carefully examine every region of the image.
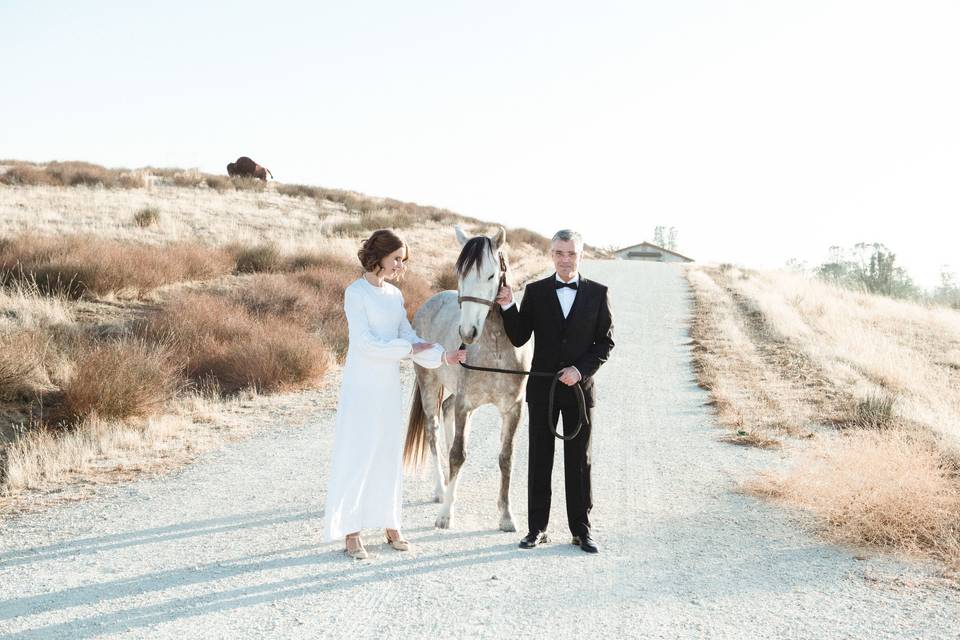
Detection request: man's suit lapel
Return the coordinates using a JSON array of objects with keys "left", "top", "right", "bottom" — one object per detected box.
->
[
  {"left": 543, "top": 274, "right": 566, "bottom": 328},
  {"left": 563, "top": 277, "right": 590, "bottom": 330}
]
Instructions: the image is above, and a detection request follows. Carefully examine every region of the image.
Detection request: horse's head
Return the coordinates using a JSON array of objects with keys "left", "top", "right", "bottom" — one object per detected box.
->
[{"left": 455, "top": 224, "right": 507, "bottom": 345}]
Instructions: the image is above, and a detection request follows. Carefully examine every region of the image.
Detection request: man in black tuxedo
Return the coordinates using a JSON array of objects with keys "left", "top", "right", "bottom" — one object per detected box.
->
[{"left": 496, "top": 229, "right": 614, "bottom": 553}]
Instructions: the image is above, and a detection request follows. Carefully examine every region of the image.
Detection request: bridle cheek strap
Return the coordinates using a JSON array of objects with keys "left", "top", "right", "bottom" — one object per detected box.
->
[{"left": 457, "top": 251, "right": 508, "bottom": 308}]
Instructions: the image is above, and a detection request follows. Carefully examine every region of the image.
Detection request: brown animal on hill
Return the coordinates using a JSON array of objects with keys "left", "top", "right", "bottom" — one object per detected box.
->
[{"left": 226, "top": 156, "right": 273, "bottom": 181}]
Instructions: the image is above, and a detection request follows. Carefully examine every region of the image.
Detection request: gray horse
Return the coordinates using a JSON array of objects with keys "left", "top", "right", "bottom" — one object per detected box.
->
[{"left": 403, "top": 225, "right": 532, "bottom": 531}]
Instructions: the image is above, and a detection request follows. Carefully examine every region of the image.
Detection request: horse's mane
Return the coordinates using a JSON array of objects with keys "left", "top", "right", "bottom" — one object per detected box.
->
[{"left": 455, "top": 236, "right": 492, "bottom": 277}]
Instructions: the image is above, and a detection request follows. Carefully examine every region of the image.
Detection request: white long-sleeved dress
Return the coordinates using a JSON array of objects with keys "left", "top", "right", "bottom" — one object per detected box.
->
[{"left": 322, "top": 277, "right": 426, "bottom": 541}]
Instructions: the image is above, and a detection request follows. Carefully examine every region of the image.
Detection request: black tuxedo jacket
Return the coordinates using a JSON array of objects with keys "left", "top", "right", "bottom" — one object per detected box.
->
[{"left": 499, "top": 274, "right": 614, "bottom": 407}]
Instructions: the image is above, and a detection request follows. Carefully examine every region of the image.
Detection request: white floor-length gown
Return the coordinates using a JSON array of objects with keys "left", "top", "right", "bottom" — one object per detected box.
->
[{"left": 322, "top": 277, "right": 429, "bottom": 541}]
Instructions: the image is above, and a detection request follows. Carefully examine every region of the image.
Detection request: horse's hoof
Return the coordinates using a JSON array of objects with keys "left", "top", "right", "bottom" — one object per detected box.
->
[
  {"left": 499, "top": 517, "right": 517, "bottom": 533},
  {"left": 435, "top": 514, "right": 452, "bottom": 529}
]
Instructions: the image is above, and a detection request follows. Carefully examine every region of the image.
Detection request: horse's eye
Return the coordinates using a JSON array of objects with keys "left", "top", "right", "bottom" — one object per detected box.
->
[{"left": 487, "top": 274, "right": 494, "bottom": 280}]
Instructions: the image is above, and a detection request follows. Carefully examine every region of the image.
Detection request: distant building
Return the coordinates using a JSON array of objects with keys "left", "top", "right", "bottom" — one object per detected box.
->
[{"left": 614, "top": 241, "right": 693, "bottom": 263}]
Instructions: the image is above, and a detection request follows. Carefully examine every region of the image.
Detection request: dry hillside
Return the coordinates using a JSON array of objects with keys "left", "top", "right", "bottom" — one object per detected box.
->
[
  {"left": 687, "top": 263, "right": 960, "bottom": 570},
  {"left": 0, "top": 160, "right": 562, "bottom": 514}
]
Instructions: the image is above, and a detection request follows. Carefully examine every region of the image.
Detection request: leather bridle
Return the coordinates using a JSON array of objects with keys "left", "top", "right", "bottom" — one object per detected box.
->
[{"left": 457, "top": 251, "right": 507, "bottom": 308}]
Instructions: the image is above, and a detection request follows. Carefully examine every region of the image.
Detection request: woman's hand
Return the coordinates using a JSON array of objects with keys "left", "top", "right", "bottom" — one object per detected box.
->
[
  {"left": 411, "top": 342, "right": 433, "bottom": 354},
  {"left": 444, "top": 349, "right": 467, "bottom": 365}
]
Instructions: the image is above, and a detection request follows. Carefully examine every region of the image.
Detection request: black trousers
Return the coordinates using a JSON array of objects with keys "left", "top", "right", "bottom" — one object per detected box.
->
[{"left": 526, "top": 401, "right": 593, "bottom": 538}]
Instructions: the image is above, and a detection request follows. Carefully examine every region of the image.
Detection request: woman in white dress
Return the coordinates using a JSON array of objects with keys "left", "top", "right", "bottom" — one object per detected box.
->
[{"left": 323, "top": 229, "right": 466, "bottom": 559}]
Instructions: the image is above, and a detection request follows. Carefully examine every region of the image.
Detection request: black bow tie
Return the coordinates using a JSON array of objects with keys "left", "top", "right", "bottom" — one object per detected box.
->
[{"left": 555, "top": 280, "right": 578, "bottom": 290}]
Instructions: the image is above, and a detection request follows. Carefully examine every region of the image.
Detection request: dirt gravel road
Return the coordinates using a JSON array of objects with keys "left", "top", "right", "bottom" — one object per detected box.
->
[{"left": 1, "top": 260, "right": 957, "bottom": 639}]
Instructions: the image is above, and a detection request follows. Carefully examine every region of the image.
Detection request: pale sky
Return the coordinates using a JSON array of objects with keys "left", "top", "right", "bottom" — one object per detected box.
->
[{"left": 3, "top": 1, "right": 958, "bottom": 288}]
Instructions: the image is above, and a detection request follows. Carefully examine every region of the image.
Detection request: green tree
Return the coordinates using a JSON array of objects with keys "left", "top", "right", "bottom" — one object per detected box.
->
[{"left": 815, "top": 242, "right": 918, "bottom": 300}]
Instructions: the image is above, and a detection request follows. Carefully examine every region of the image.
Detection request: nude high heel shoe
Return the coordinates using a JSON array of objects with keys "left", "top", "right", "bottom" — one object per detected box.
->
[
  {"left": 385, "top": 529, "right": 410, "bottom": 551},
  {"left": 345, "top": 534, "right": 369, "bottom": 560}
]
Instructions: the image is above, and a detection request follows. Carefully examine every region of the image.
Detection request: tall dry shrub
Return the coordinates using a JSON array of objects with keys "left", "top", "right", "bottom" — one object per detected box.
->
[
  {"left": 231, "top": 177, "right": 266, "bottom": 192},
  {"left": 0, "top": 165, "right": 58, "bottom": 186},
  {"left": 138, "top": 292, "right": 330, "bottom": 394},
  {"left": 133, "top": 206, "right": 160, "bottom": 227},
  {"left": 55, "top": 338, "right": 182, "bottom": 423},
  {"left": 433, "top": 260, "right": 459, "bottom": 291},
  {"left": 508, "top": 227, "right": 550, "bottom": 251},
  {"left": 0, "top": 161, "right": 128, "bottom": 188},
  {"left": 205, "top": 175, "right": 233, "bottom": 192},
  {"left": 277, "top": 183, "right": 322, "bottom": 200},
  {"left": 395, "top": 271, "right": 435, "bottom": 321},
  {"left": 232, "top": 275, "right": 319, "bottom": 325},
  {"left": 0, "top": 235, "right": 234, "bottom": 298},
  {"left": 138, "top": 293, "right": 253, "bottom": 378},
  {"left": 747, "top": 429, "right": 960, "bottom": 566},
  {"left": 232, "top": 243, "right": 283, "bottom": 273},
  {"left": 171, "top": 171, "right": 204, "bottom": 188},
  {"left": 202, "top": 323, "right": 331, "bottom": 394},
  {"left": 0, "top": 330, "right": 49, "bottom": 400},
  {"left": 294, "top": 258, "right": 362, "bottom": 359},
  {"left": 328, "top": 210, "right": 417, "bottom": 236}
]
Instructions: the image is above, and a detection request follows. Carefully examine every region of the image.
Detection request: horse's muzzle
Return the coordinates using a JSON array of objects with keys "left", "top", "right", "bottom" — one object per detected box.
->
[{"left": 459, "top": 325, "right": 479, "bottom": 344}]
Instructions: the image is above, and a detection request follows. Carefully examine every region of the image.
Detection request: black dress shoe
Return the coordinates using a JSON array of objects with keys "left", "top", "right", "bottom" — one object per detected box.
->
[
  {"left": 574, "top": 533, "right": 599, "bottom": 553},
  {"left": 518, "top": 531, "right": 550, "bottom": 549}
]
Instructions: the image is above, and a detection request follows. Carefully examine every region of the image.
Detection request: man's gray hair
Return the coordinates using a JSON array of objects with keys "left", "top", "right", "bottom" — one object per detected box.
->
[{"left": 551, "top": 229, "right": 584, "bottom": 253}]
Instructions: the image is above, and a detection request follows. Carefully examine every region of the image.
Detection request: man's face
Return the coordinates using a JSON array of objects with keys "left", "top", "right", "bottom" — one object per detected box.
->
[{"left": 551, "top": 239, "right": 581, "bottom": 281}]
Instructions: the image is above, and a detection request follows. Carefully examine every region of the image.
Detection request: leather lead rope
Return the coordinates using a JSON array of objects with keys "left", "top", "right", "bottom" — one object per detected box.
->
[{"left": 455, "top": 341, "right": 588, "bottom": 441}]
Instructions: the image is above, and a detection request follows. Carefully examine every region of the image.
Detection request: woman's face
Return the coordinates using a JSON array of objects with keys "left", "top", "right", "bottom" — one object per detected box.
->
[{"left": 378, "top": 246, "right": 407, "bottom": 280}]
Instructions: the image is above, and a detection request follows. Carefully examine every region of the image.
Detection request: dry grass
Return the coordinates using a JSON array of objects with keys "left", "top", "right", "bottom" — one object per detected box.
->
[
  {"left": 327, "top": 209, "right": 418, "bottom": 236},
  {"left": 0, "top": 234, "right": 234, "bottom": 298},
  {"left": 395, "top": 271, "right": 435, "bottom": 322},
  {"left": 0, "top": 278, "right": 73, "bottom": 330},
  {"left": 230, "top": 176, "right": 265, "bottom": 192},
  {"left": 276, "top": 183, "right": 325, "bottom": 200},
  {"left": 205, "top": 174, "right": 232, "bottom": 192},
  {"left": 54, "top": 338, "right": 182, "bottom": 424},
  {"left": 232, "top": 242, "right": 283, "bottom": 273},
  {"left": 2, "top": 414, "right": 198, "bottom": 495},
  {"left": 0, "top": 161, "right": 145, "bottom": 189},
  {"left": 137, "top": 292, "right": 331, "bottom": 395},
  {"left": 746, "top": 429, "right": 960, "bottom": 567},
  {"left": 133, "top": 206, "right": 160, "bottom": 227},
  {"left": 201, "top": 325, "right": 331, "bottom": 394},
  {"left": 687, "top": 262, "right": 960, "bottom": 568},
  {"left": 717, "top": 430, "right": 781, "bottom": 448},
  {"left": 433, "top": 260, "right": 460, "bottom": 291},
  {"left": 0, "top": 330, "right": 52, "bottom": 401},
  {"left": 508, "top": 227, "right": 551, "bottom": 251}
]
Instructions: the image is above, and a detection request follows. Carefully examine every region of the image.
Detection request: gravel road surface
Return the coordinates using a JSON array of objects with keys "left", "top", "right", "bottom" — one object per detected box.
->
[{"left": 1, "top": 260, "right": 957, "bottom": 639}]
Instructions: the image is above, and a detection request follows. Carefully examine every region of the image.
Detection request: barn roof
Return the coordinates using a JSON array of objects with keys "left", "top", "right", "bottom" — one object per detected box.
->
[{"left": 614, "top": 241, "right": 694, "bottom": 262}]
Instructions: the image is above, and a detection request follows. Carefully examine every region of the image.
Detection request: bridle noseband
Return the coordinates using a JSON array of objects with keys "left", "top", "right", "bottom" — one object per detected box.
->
[{"left": 457, "top": 251, "right": 507, "bottom": 309}]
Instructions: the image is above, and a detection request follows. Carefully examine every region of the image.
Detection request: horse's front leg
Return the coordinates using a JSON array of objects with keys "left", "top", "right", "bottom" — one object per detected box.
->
[
  {"left": 436, "top": 404, "right": 472, "bottom": 529},
  {"left": 428, "top": 394, "right": 457, "bottom": 502},
  {"left": 497, "top": 402, "right": 523, "bottom": 532},
  {"left": 427, "top": 411, "right": 447, "bottom": 503}
]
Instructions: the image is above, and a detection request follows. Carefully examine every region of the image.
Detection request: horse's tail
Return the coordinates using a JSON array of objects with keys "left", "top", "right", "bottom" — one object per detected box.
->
[{"left": 404, "top": 381, "right": 441, "bottom": 472}]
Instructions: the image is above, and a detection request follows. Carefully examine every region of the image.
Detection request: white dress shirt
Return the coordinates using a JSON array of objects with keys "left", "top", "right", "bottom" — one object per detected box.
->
[{"left": 554, "top": 273, "right": 579, "bottom": 318}]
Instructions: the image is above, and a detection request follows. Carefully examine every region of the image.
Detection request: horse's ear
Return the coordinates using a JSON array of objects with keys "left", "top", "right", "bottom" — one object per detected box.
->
[
  {"left": 455, "top": 224, "right": 469, "bottom": 247},
  {"left": 492, "top": 226, "right": 506, "bottom": 250}
]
